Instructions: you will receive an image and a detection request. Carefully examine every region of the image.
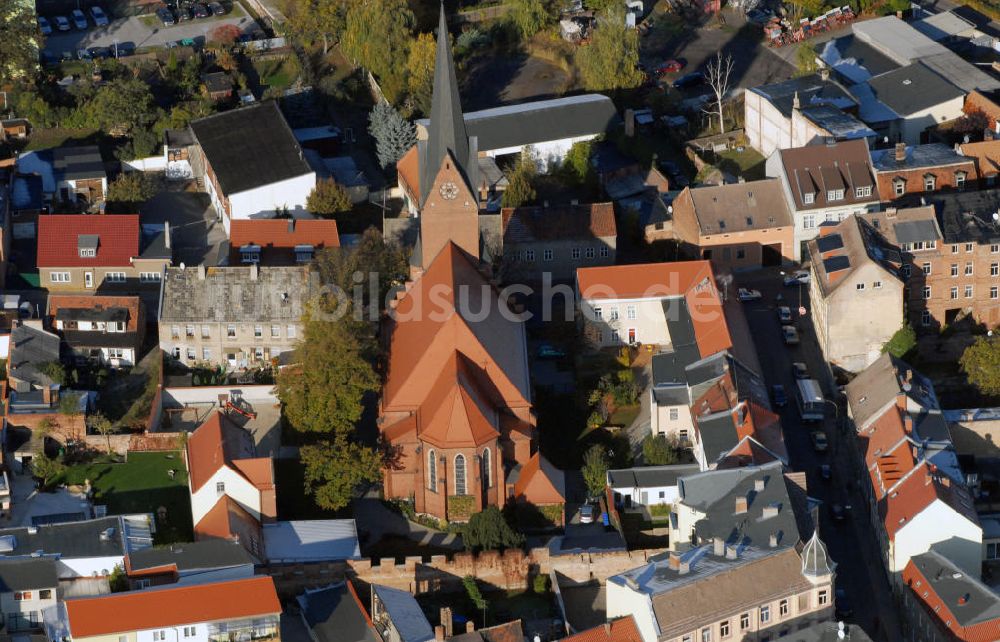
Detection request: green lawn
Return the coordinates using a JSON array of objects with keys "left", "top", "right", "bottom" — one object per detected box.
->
[
  {"left": 24, "top": 127, "right": 100, "bottom": 151},
  {"left": 252, "top": 56, "right": 299, "bottom": 93},
  {"left": 60, "top": 451, "right": 192, "bottom": 543},
  {"left": 713, "top": 148, "right": 766, "bottom": 181},
  {"left": 608, "top": 404, "right": 640, "bottom": 428}
]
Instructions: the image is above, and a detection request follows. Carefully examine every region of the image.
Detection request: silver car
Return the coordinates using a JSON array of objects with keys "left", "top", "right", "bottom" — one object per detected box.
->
[
  {"left": 90, "top": 6, "right": 110, "bottom": 26},
  {"left": 71, "top": 9, "right": 88, "bottom": 29}
]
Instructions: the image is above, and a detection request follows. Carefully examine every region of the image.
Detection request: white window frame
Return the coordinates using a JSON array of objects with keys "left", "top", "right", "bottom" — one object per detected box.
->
[
  {"left": 105, "top": 272, "right": 127, "bottom": 283},
  {"left": 50, "top": 272, "right": 71, "bottom": 283},
  {"left": 139, "top": 272, "right": 161, "bottom": 283}
]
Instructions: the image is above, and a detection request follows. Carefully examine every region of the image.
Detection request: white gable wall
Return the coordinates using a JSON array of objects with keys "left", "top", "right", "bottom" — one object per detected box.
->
[
  {"left": 227, "top": 173, "right": 317, "bottom": 226},
  {"left": 892, "top": 499, "right": 982, "bottom": 574},
  {"left": 190, "top": 467, "right": 262, "bottom": 527}
]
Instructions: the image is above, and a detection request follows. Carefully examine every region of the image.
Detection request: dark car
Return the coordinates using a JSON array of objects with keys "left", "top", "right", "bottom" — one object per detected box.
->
[
  {"left": 672, "top": 71, "right": 705, "bottom": 89},
  {"left": 76, "top": 48, "right": 93, "bottom": 60},
  {"left": 156, "top": 7, "right": 175, "bottom": 25},
  {"left": 191, "top": 3, "right": 210, "bottom": 18},
  {"left": 829, "top": 502, "right": 848, "bottom": 522},
  {"left": 835, "top": 589, "right": 855, "bottom": 619},
  {"left": 536, "top": 343, "right": 567, "bottom": 360},
  {"left": 176, "top": 6, "right": 192, "bottom": 20},
  {"left": 208, "top": 1, "right": 226, "bottom": 14},
  {"left": 87, "top": 46, "right": 111, "bottom": 59},
  {"left": 114, "top": 41, "right": 136, "bottom": 57},
  {"left": 771, "top": 384, "right": 787, "bottom": 408},
  {"left": 820, "top": 464, "right": 832, "bottom": 481}
]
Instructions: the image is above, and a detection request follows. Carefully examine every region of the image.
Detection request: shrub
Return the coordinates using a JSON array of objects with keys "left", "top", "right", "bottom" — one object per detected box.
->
[{"left": 533, "top": 573, "right": 550, "bottom": 594}]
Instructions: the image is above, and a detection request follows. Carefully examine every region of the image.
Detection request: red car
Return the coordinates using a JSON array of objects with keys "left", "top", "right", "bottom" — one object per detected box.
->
[{"left": 656, "top": 59, "right": 685, "bottom": 75}]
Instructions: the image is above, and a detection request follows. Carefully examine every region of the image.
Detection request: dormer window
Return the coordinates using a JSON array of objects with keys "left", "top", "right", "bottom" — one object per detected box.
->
[
  {"left": 240, "top": 244, "right": 261, "bottom": 264},
  {"left": 855, "top": 186, "right": 871, "bottom": 198},
  {"left": 827, "top": 189, "right": 844, "bottom": 202},
  {"left": 803, "top": 192, "right": 815, "bottom": 205},
  {"left": 78, "top": 234, "right": 99, "bottom": 258},
  {"left": 294, "top": 244, "right": 315, "bottom": 263},
  {"left": 79, "top": 248, "right": 96, "bottom": 258}
]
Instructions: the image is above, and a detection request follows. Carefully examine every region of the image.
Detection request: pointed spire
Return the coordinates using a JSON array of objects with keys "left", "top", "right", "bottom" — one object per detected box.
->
[
  {"left": 420, "top": 2, "right": 471, "bottom": 203},
  {"left": 801, "top": 528, "right": 836, "bottom": 583}
]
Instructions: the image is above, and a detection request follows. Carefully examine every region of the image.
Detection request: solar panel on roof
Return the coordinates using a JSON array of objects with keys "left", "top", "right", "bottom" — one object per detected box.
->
[
  {"left": 816, "top": 234, "right": 844, "bottom": 253},
  {"left": 823, "top": 255, "right": 851, "bottom": 273}
]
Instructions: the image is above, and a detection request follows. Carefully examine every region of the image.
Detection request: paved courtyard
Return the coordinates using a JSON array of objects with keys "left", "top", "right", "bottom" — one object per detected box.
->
[{"left": 142, "top": 187, "right": 227, "bottom": 267}]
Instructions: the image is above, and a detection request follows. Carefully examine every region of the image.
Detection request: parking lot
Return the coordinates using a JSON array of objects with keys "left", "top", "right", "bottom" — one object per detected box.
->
[{"left": 40, "top": 5, "right": 258, "bottom": 56}]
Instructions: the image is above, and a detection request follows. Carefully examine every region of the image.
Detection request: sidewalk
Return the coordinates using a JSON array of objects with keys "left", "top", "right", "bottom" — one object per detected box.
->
[{"left": 353, "top": 492, "right": 463, "bottom": 551}]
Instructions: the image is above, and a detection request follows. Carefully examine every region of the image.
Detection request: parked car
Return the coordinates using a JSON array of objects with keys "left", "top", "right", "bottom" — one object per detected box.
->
[
  {"left": 114, "top": 41, "right": 136, "bottom": 57},
  {"left": 54, "top": 15, "right": 71, "bottom": 31},
  {"left": 783, "top": 270, "right": 810, "bottom": 286},
  {"left": 177, "top": 6, "right": 192, "bottom": 20},
  {"left": 580, "top": 504, "right": 595, "bottom": 524},
  {"left": 88, "top": 46, "right": 111, "bottom": 59},
  {"left": 782, "top": 326, "right": 800, "bottom": 345},
  {"left": 672, "top": 71, "right": 705, "bottom": 89},
  {"left": 820, "top": 464, "right": 832, "bottom": 481},
  {"left": 777, "top": 306, "right": 793, "bottom": 324},
  {"left": 738, "top": 288, "right": 762, "bottom": 301},
  {"left": 536, "top": 343, "right": 566, "bottom": 360},
  {"left": 71, "top": 9, "right": 88, "bottom": 29},
  {"left": 37, "top": 16, "right": 52, "bottom": 34},
  {"left": 656, "top": 59, "right": 685, "bottom": 75},
  {"left": 811, "top": 431, "right": 828, "bottom": 452},
  {"left": 829, "top": 502, "right": 847, "bottom": 521},
  {"left": 191, "top": 3, "right": 210, "bottom": 18},
  {"left": 792, "top": 362, "right": 809, "bottom": 379},
  {"left": 156, "top": 7, "right": 176, "bottom": 25},
  {"left": 90, "top": 6, "right": 109, "bottom": 26},
  {"left": 208, "top": 1, "right": 226, "bottom": 15},
  {"left": 747, "top": 8, "right": 774, "bottom": 24},
  {"left": 771, "top": 384, "right": 787, "bottom": 408},
  {"left": 835, "top": 589, "right": 854, "bottom": 619}
]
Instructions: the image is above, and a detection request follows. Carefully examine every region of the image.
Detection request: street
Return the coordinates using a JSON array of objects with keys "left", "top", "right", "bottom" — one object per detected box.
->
[{"left": 736, "top": 268, "right": 902, "bottom": 642}]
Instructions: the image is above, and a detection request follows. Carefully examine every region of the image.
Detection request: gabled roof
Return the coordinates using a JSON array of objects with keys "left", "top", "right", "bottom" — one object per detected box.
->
[
  {"left": 195, "top": 495, "right": 262, "bottom": 545},
  {"left": 229, "top": 219, "right": 340, "bottom": 252},
  {"left": 10, "top": 324, "right": 61, "bottom": 387},
  {"left": 63, "top": 577, "right": 281, "bottom": 637},
  {"left": 298, "top": 582, "right": 380, "bottom": 642},
  {"left": 48, "top": 295, "right": 142, "bottom": 332},
  {"left": 560, "top": 616, "right": 644, "bottom": 642},
  {"left": 383, "top": 242, "right": 531, "bottom": 410},
  {"left": 846, "top": 353, "right": 939, "bottom": 430},
  {"left": 371, "top": 584, "right": 435, "bottom": 642},
  {"left": 0, "top": 558, "right": 58, "bottom": 592},
  {"left": 186, "top": 411, "right": 273, "bottom": 493},
  {"left": 958, "top": 140, "right": 1000, "bottom": 177},
  {"left": 808, "top": 216, "right": 902, "bottom": 297},
  {"left": 903, "top": 550, "right": 1000, "bottom": 641},
  {"left": 37, "top": 214, "right": 140, "bottom": 268},
  {"left": 748, "top": 73, "right": 857, "bottom": 117},
  {"left": 125, "top": 539, "right": 253, "bottom": 575},
  {"left": 776, "top": 139, "right": 876, "bottom": 211},
  {"left": 417, "top": 352, "right": 501, "bottom": 449},
  {"left": 501, "top": 203, "right": 616, "bottom": 242},
  {"left": 881, "top": 460, "right": 978, "bottom": 539},
  {"left": 678, "top": 179, "right": 793, "bottom": 236},
  {"left": 189, "top": 101, "right": 313, "bottom": 195},
  {"left": 512, "top": 452, "right": 565, "bottom": 505}
]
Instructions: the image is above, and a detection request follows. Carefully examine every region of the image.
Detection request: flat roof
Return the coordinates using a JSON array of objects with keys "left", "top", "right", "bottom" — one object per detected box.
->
[{"left": 262, "top": 520, "right": 360, "bottom": 563}]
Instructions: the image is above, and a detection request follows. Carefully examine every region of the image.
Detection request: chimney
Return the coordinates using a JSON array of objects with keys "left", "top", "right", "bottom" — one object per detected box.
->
[
  {"left": 668, "top": 551, "right": 681, "bottom": 570},
  {"left": 769, "top": 532, "right": 780, "bottom": 547},
  {"left": 895, "top": 143, "right": 907, "bottom": 163},
  {"left": 434, "top": 626, "right": 445, "bottom": 642},
  {"left": 885, "top": 207, "right": 898, "bottom": 218},
  {"left": 725, "top": 544, "right": 738, "bottom": 560},
  {"left": 958, "top": 593, "right": 969, "bottom": 605},
  {"left": 287, "top": 219, "right": 295, "bottom": 234},
  {"left": 904, "top": 414, "right": 914, "bottom": 433},
  {"left": 466, "top": 621, "right": 476, "bottom": 634},
  {"left": 197, "top": 264, "right": 206, "bottom": 280},
  {"left": 440, "top": 607, "right": 452, "bottom": 638},
  {"left": 164, "top": 221, "right": 171, "bottom": 249},
  {"left": 734, "top": 495, "right": 748, "bottom": 514},
  {"left": 792, "top": 91, "right": 801, "bottom": 110},
  {"left": 678, "top": 560, "right": 691, "bottom": 575},
  {"left": 820, "top": 67, "right": 830, "bottom": 81},
  {"left": 249, "top": 262, "right": 258, "bottom": 281},
  {"left": 713, "top": 537, "right": 725, "bottom": 556},
  {"left": 754, "top": 478, "right": 765, "bottom": 492}
]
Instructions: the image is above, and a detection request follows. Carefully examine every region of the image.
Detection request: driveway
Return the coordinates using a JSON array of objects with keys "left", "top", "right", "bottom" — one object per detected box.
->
[
  {"left": 41, "top": 11, "right": 258, "bottom": 54},
  {"left": 142, "top": 187, "right": 226, "bottom": 267}
]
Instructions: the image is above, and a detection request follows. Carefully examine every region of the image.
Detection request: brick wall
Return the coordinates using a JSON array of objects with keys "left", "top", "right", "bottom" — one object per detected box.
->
[{"left": 263, "top": 546, "right": 665, "bottom": 600}]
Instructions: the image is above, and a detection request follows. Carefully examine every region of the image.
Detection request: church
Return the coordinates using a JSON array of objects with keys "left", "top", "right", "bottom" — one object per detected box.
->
[{"left": 377, "top": 6, "right": 564, "bottom": 524}]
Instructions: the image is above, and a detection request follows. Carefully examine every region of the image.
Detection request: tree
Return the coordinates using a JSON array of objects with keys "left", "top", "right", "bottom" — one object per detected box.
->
[
  {"left": 509, "top": 0, "right": 551, "bottom": 40},
  {"left": 960, "top": 336, "right": 1000, "bottom": 397},
  {"left": 314, "top": 227, "right": 408, "bottom": 314},
  {"left": 31, "top": 452, "right": 66, "bottom": 490},
  {"left": 38, "top": 361, "right": 65, "bottom": 386},
  {"left": 577, "top": 8, "right": 644, "bottom": 92},
  {"left": 76, "top": 78, "right": 158, "bottom": 135},
  {"left": 307, "top": 178, "right": 353, "bottom": 217},
  {"left": 501, "top": 150, "right": 538, "bottom": 208},
  {"left": 287, "top": 0, "right": 346, "bottom": 55},
  {"left": 59, "top": 392, "right": 82, "bottom": 417},
  {"left": 704, "top": 52, "right": 734, "bottom": 135},
  {"left": 955, "top": 109, "right": 990, "bottom": 139},
  {"left": 406, "top": 32, "right": 437, "bottom": 116},
  {"left": 558, "top": 140, "right": 595, "bottom": 188},
  {"left": 368, "top": 102, "right": 416, "bottom": 168},
  {"left": 582, "top": 444, "right": 609, "bottom": 498},
  {"left": 462, "top": 505, "right": 525, "bottom": 552},
  {"left": 0, "top": 3, "right": 40, "bottom": 84},
  {"left": 209, "top": 23, "right": 242, "bottom": 45},
  {"left": 884, "top": 323, "right": 917, "bottom": 359},
  {"left": 300, "top": 436, "right": 382, "bottom": 510},
  {"left": 642, "top": 434, "right": 679, "bottom": 466},
  {"left": 785, "top": 0, "right": 825, "bottom": 20},
  {"left": 88, "top": 413, "right": 115, "bottom": 454},
  {"left": 342, "top": 0, "right": 416, "bottom": 103},
  {"left": 276, "top": 314, "right": 379, "bottom": 435},
  {"left": 795, "top": 44, "right": 818, "bottom": 76},
  {"left": 107, "top": 172, "right": 156, "bottom": 212}
]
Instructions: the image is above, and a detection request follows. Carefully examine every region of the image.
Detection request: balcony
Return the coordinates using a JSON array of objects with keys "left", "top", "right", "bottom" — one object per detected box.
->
[{"left": 206, "top": 617, "right": 279, "bottom": 642}]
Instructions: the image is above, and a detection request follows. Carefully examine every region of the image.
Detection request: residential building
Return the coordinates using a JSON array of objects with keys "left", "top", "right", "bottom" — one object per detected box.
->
[
  {"left": 10, "top": 173, "right": 44, "bottom": 241},
  {"left": 379, "top": 7, "right": 562, "bottom": 523},
  {"left": 297, "top": 582, "right": 381, "bottom": 642},
  {"left": 871, "top": 143, "right": 976, "bottom": 203},
  {"left": 44, "top": 576, "right": 281, "bottom": 642},
  {"left": 201, "top": 72, "right": 233, "bottom": 102},
  {"left": 188, "top": 101, "right": 316, "bottom": 232},
  {"left": 370, "top": 584, "right": 436, "bottom": 642},
  {"left": 668, "top": 180, "right": 795, "bottom": 270},
  {"left": 806, "top": 216, "right": 905, "bottom": 372},
  {"left": 123, "top": 540, "right": 255, "bottom": 590},
  {"left": 560, "top": 616, "right": 644, "bottom": 642},
  {"left": 36, "top": 214, "right": 171, "bottom": 304},
  {"left": 957, "top": 139, "right": 1000, "bottom": 188},
  {"left": 227, "top": 218, "right": 340, "bottom": 266},
  {"left": 8, "top": 322, "right": 62, "bottom": 411},
  {"left": 500, "top": 203, "right": 617, "bottom": 283},
  {"left": 53, "top": 145, "right": 107, "bottom": 205},
  {"left": 0, "top": 558, "right": 58, "bottom": 632},
  {"left": 914, "top": 189, "right": 1000, "bottom": 328},
  {"left": 158, "top": 264, "right": 314, "bottom": 369},
  {"left": 0, "top": 515, "right": 154, "bottom": 585},
  {"left": 744, "top": 72, "right": 870, "bottom": 156},
  {"left": 866, "top": 63, "right": 965, "bottom": 146},
  {"left": 48, "top": 295, "right": 146, "bottom": 368},
  {"left": 847, "top": 354, "right": 982, "bottom": 577},
  {"left": 607, "top": 464, "right": 701, "bottom": 509},
  {"left": 768, "top": 622, "right": 872, "bottom": 642},
  {"left": 608, "top": 463, "right": 833, "bottom": 642},
  {"left": 901, "top": 549, "right": 1000, "bottom": 642},
  {"left": 766, "top": 138, "right": 879, "bottom": 258},
  {"left": 184, "top": 411, "right": 275, "bottom": 559},
  {"left": 414, "top": 93, "right": 619, "bottom": 170}
]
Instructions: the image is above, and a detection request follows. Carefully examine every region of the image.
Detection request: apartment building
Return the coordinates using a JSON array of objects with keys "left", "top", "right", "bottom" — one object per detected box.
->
[
  {"left": 871, "top": 143, "right": 977, "bottom": 203},
  {"left": 48, "top": 295, "right": 145, "bottom": 368},
  {"left": 901, "top": 550, "right": 1000, "bottom": 642},
  {"left": 0, "top": 558, "right": 58, "bottom": 632}
]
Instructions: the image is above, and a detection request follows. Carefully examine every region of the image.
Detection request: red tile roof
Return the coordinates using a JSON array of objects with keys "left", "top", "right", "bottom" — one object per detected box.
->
[
  {"left": 195, "top": 495, "right": 261, "bottom": 543},
  {"left": 186, "top": 412, "right": 274, "bottom": 493},
  {"left": 501, "top": 203, "right": 617, "bottom": 241},
  {"left": 903, "top": 554, "right": 1000, "bottom": 642},
  {"left": 229, "top": 219, "right": 340, "bottom": 250},
  {"left": 64, "top": 576, "right": 280, "bottom": 638},
  {"left": 561, "top": 616, "right": 644, "bottom": 642},
  {"left": 37, "top": 214, "right": 140, "bottom": 268},
  {"left": 512, "top": 452, "right": 565, "bottom": 506}
]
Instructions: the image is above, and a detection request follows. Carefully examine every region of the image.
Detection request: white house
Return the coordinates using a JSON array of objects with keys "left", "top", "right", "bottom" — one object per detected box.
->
[
  {"left": 189, "top": 101, "right": 316, "bottom": 234},
  {"left": 0, "top": 558, "right": 58, "bottom": 632},
  {"left": 607, "top": 464, "right": 700, "bottom": 508}
]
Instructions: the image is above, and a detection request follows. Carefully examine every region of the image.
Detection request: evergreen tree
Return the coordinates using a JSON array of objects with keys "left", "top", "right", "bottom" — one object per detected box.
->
[
  {"left": 462, "top": 506, "right": 525, "bottom": 552},
  {"left": 577, "top": 8, "right": 644, "bottom": 92},
  {"left": 582, "top": 444, "right": 609, "bottom": 498},
  {"left": 1, "top": 3, "right": 40, "bottom": 83},
  {"left": 961, "top": 337, "right": 1000, "bottom": 397},
  {"left": 306, "top": 178, "right": 353, "bottom": 217},
  {"left": 368, "top": 102, "right": 417, "bottom": 169}
]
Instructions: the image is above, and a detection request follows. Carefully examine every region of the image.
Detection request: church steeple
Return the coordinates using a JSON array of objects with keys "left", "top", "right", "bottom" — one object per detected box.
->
[{"left": 420, "top": 2, "right": 472, "bottom": 203}]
